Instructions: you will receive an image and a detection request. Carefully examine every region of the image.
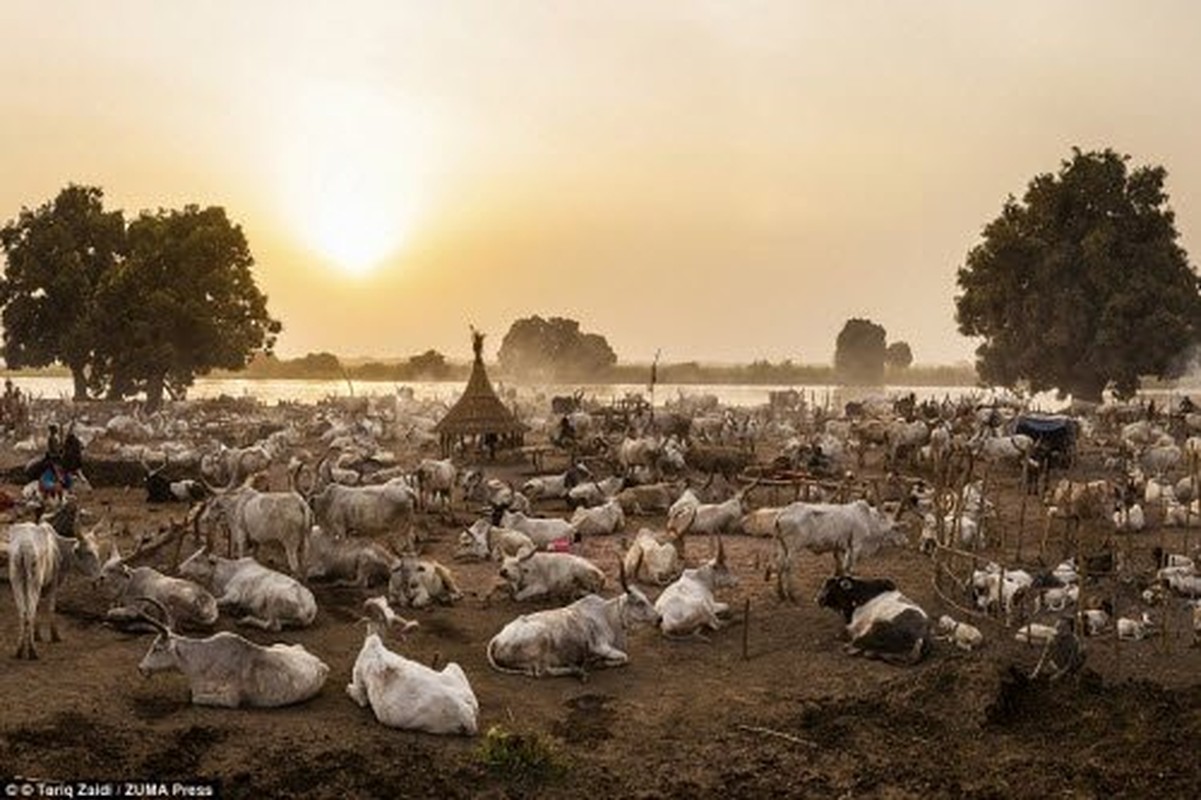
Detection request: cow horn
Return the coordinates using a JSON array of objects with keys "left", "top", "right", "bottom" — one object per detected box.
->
[
  {"left": 133, "top": 595, "right": 174, "bottom": 634},
  {"left": 716, "top": 534, "right": 726, "bottom": 566},
  {"left": 618, "top": 557, "right": 630, "bottom": 592}
]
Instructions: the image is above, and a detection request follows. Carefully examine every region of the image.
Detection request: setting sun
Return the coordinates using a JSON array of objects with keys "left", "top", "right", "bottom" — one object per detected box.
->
[{"left": 270, "top": 82, "right": 426, "bottom": 276}]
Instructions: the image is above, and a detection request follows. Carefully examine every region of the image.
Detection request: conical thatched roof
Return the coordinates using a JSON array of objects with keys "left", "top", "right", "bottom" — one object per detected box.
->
[{"left": 435, "top": 329, "right": 526, "bottom": 437}]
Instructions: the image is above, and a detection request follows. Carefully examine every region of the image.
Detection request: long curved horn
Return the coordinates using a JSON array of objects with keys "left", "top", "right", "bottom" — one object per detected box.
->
[
  {"left": 618, "top": 556, "right": 630, "bottom": 592},
  {"left": 133, "top": 595, "right": 174, "bottom": 634}
]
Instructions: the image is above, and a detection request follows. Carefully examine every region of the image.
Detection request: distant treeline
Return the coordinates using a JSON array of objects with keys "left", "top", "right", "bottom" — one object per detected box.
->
[{"left": 200, "top": 352, "right": 978, "bottom": 387}]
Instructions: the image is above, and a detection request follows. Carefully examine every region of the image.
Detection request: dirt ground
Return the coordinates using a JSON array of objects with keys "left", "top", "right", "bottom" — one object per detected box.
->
[{"left": 2, "top": 442, "right": 1201, "bottom": 799}]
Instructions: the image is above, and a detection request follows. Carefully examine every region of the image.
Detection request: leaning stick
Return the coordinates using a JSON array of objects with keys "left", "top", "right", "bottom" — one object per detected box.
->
[
  {"left": 736, "top": 725, "right": 818, "bottom": 749},
  {"left": 742, "top": 598, "right": 751, "bottom": 661}
]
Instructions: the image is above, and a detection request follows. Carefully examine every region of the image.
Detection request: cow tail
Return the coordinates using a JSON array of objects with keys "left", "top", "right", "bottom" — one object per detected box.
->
[{"left": 485, "top": 635, "right": 529, "bottom": 676}]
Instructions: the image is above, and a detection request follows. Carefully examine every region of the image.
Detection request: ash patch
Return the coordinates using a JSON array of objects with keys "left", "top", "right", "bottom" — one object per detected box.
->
[{"left": 552, "top": 693, "right": 616, "bottom": 744}]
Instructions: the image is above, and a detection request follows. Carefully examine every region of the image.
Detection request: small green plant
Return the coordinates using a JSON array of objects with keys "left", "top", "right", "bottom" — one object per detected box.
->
[{"left": 476, "top": 724, "right": 566, "bottom": 782}]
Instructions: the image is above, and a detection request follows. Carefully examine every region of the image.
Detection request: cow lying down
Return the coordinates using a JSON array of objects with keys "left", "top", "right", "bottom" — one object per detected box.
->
[
  {"left": 135, "top": 600, "right": 328, "bottom": 708},
  {"left": 347, "top": 597, "right": 479, "bottom": 735},
  {"left": 816, "top": 576, "right": 931, "bottom": 665},
  {"left": 486, "top": 565, "right": 660, "bottom": 679}
]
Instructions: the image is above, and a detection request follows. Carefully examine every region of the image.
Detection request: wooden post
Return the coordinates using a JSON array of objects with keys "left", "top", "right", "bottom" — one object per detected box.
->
[
  {"left": 741, "top": 598, "right": 751, "bottom": 661},
  {"left": 1017, "top": 484, "right": 1028, "bottom": 564},
  {"left": 1112, "top": 590, "right": 1120, "bottom": 681}
]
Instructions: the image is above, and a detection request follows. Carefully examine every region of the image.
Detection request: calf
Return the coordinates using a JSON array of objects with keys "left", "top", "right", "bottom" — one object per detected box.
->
[
  {"left": 347, "top": 597, "right": 478, "bottom": 735},
  {"left": 180, "top": 549, "right": 317, "bottom": 631},
  {"left": 498, "top": 550, "right": 605, "bottom": 602},
  {"left": 816, "top": 576, "right": 931, "bottom": 665},
  {"left": 936, "top": 615, "right": 983, "bottom": 652},
  {"left": 1116, "top": 613, "right": 1155, "bottom": 641},
  {"left": 654, "top": 538, "right": 737, "bottom": 639},
  {"left": 8, "top": 522, "right": 101, "bottom": 659},
  {"left": 1015, "top": 623, "right": 1059, "bottom": 645},
  {"left": 136, "top": 602, "right": 328, "bottom": 708},
  {"left": 486, "top": 565, "right": 661, "bottom": 678}
]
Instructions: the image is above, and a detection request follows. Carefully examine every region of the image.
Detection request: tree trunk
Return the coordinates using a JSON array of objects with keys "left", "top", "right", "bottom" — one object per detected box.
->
[
  {"left": 145, "top": 375, "right": 165, "bottom": 412},
  {"left": 70, "top": 365, "right": 89, "bottom": 402}
]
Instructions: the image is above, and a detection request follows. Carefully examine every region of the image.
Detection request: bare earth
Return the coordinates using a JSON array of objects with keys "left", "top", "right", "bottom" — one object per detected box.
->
[{"left": 2, "top": 445, "right": 1201, "bottom": 799}]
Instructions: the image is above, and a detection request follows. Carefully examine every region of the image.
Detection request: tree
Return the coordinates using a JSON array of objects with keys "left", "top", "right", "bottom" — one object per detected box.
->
[
  {"left": 834, "top": 318, "right": 887, "bottom": 385},
  {"left": 886, "top": 341, "right": 914, "bottom": 370},
  {"left": 93, "top": 205, "right": 280, "bottom": 408},
  {"left": 956, "top": 148, "right": 1201, "bottom": 401},
  {"left": 0, "top": 185, "right": 126, "bottom": 400},
  {"left": 497, "top": 316, "right": 617, "bottom": 380},
  {"left": 406, "top": 349, "right": 450, "bottom": 380},
  {"left": 291, "top": 352, "right": 342, "bottom": 378}
]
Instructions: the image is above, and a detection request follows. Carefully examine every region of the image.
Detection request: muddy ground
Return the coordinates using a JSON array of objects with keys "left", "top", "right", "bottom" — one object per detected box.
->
[{"left": 2, "top": 443, "right": 1201, "bottom": 799}]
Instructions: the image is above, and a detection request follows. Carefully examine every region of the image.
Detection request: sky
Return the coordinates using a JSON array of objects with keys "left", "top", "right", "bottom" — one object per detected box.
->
[{"left": 2, "top": 1, "right": 1200, "bottom": 366}]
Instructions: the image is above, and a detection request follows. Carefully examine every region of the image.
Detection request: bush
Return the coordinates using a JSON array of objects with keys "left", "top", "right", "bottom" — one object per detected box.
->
[{"left": 475, "top": 725, "right": 566, "bottom": 782}]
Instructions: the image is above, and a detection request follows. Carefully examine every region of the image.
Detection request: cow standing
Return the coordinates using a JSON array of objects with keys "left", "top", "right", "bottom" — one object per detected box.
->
[{"left": 771, "top": 500, "right": 909, "bottom": 602}]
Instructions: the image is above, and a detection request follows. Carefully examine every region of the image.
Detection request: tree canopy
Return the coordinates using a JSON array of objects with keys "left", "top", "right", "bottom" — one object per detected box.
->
[
  {"left": 955, "top": 148, "right": 1201, "bottom": 401},
  {"left": 497, "top": 316, "right": 617, "bottom": 380},
  {"left": 834, "top": 318, "right": 888, "bottom": 384},
  {"left": 0, "top": 187, "right": 279, "bottom": 406},
  {"left": 0, "top": 185, "right": 126, "bottom": 399},
  {"left": 886, "top": 341, "right": 914, "bottom": 370}
]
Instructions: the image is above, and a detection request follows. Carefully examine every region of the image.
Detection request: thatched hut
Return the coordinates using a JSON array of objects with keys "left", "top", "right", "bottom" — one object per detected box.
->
[{"left": 434, "top": 329, "right": 526, "bottom": 458}]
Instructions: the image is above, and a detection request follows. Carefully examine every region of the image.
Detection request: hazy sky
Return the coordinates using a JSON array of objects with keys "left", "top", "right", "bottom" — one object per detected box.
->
[{"left": 3, "top": 1, "right": 1200, "bottom": 365}]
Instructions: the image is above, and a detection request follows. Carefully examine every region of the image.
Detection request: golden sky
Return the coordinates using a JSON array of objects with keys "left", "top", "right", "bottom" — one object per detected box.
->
[{"left": 2, "top": 1, "right": 1199, "bottom": 365}]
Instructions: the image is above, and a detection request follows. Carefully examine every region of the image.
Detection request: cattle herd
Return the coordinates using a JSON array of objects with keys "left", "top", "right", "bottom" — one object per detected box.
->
[{"left": 5, "top": 387, "right": 1201, "bottom": 747}]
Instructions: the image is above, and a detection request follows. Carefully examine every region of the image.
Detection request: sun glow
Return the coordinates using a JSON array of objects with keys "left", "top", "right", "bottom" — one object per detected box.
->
[{"left": 272, "top": 83, "right": 427, "bottom": 277}]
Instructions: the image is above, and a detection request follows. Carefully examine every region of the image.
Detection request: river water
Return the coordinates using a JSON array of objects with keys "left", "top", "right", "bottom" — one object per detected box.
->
[{"left": 0, "top": 376, "right": 1087, "bottom": 412}]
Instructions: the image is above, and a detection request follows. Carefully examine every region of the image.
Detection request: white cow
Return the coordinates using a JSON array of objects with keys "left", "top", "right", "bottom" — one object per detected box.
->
[
  {"left": 455, "top": 519, "right": 536, "bottom": 562},
  {"left": 486, "top": 568, "right": 661, "bottom": 678},
  {"left": 180, "top": 549, "right": 317, "bottom": 631},
  {"left": 416, "top": 458, "right": 457, "bottom": 511},
  {"left": 499, "top": 510, "right": 576, "bottom": 548},
  {"left": 497, "top": 550, "right": 606, "bottom": 602},
  {"left": 135, "top": 603, "right": 328, "bottom": 708},
  {"left": 654, "top": 538, "right": 737, "bottom": 639},
  {"left": 196, "top": 481, "right": 312, "bottom": 578},
  {"left": 347, "top": 597, "right": 479, "bottom": 735},
  {"left": 310, "top": 479, "right": 418, "bottom": 552},
  {"left": 389, "top": 556, "right": 463, "bottom": 608},
  {"left": 304, "top": 526, "right": 398, "bottom": 588},
  {"left": 95, "top": 543, "right": 218, "bottom": 629},
  {"left": 8, "top": 522, "right": 101, "bottom": 659},
  {"left": 621, "top": 529, "right": 682, "bottom": 586},
  {"left": 570, "top": 500, "right": 626, "bottom": 537},
  {"left": 771, "top": 500, "right": 909, "bottom": 602}
]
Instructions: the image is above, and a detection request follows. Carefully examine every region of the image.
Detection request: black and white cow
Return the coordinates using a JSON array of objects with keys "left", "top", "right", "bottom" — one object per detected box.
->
[{"left": 815, "top": 576, "right": 930, "bottom": 665}]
